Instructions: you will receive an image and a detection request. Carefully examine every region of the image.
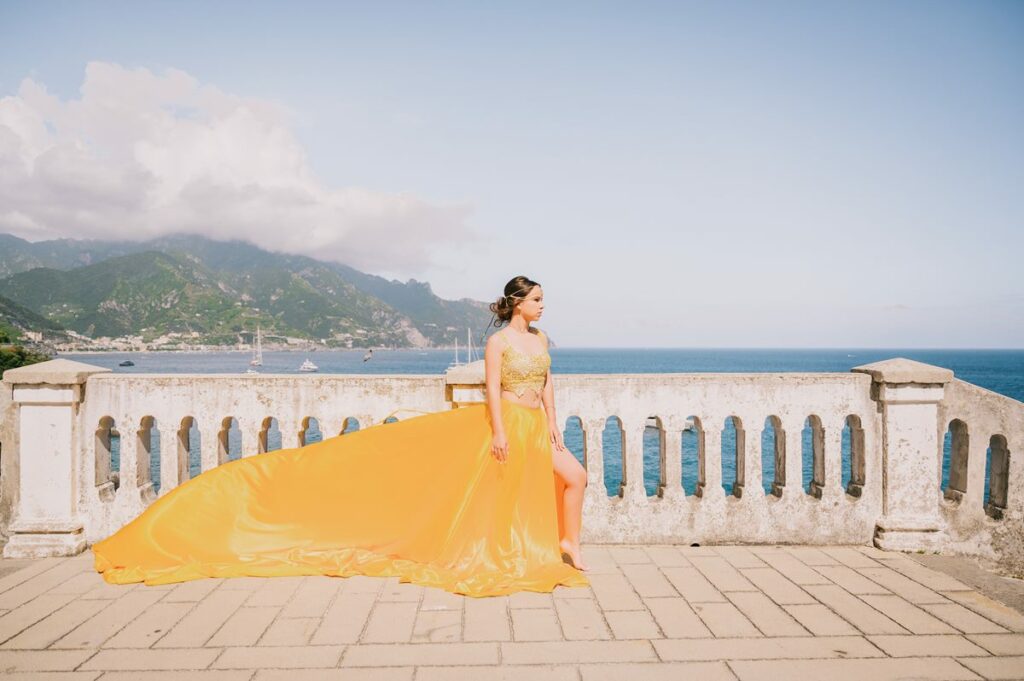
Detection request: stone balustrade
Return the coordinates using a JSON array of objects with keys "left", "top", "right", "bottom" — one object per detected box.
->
[{"left": 1, "top": 357, "right": 1020, "bottom": 576}]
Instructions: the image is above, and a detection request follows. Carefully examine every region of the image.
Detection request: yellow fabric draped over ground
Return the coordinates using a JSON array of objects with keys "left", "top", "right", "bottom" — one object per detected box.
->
[{"left": 92, "top": 400, "right": 588, "bottom": 597}]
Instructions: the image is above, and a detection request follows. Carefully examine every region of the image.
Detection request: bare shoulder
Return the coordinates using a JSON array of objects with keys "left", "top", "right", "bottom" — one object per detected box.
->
[
  {"left": 485, "top": 330, "right": 508, "bottom": 351},
  {"left": 530, "top": 327, "right": 549, "bottom": 344}
]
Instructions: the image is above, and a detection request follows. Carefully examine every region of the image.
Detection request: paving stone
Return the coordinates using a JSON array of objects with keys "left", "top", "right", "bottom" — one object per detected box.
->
[
  {"left": 0, "top": 558, "right": 67, "bottom": 596},
  {"left": 858, "top": 566, "right": 950, "bottom": 604},
  {"left": 643, "top": 546, "right": 691, "bottom": 568},
  {"left": 279, "top": 576, "right": 343, "bottom": 618},
  {"left": 2, "top": 673, "right": 102, "bottom": 681},
  {"left": 0, "top": 561, "right": 85, "bottom": 610},
  {"left": 511, "top": 608, "right": 562, "bottom": 641},
  {"left": 1, "top": 597, "right": 111, "bottom": 649},
  {"left": 501, "top": 640, "right": 656, "bottom": 664},
  {"left": 644, "top": 597, "right": 712, "bottom": 638},
  {"left": 247, "top": 577, "right": 306, "bottom": 607},
  {"left": 81, "top": 647, "right": 221, "bottom": 670},
  {"left": 155, "top": 589, "right": 250, "bottom": 647},
  {"left": 755, "top": 552, "right": 830, "bottom": 585},
  {"left": 379, "top": 580, "right": 423, "bottom": 603},
  {"left": 340, "top": 575, "right": 385, "bottom": 595},
  {"left": 661, "top": 567, "right": 727, "bottom": 603},
  {"left": 653, "top": 635, "right": 883, "bottom": 661},
  {"left": 876, "top": 558, "right": 972, "bottom": 592},
  {"left": 867, "top": 634, "right": 990, "bottom": 657},
  {"left": 208, "top": 605, "right": 279, "bottom": 647},
  {"left": 692, "top": 602, "right": 762, "bottom": 638},
  {"left": 605, "top": 609, "right": 661, "bottom": 639},
  {"left": 102, "top": 602, "right": 193, "bottom": 648},
  {"left": 726, "top": 591, "right": 809, "bottom": 636},
  {"left": 820, "top": 547, "right": 881, "bottom": 568},
  {"left": 256, "top": 669, "right": 413, "bottom": 681},
  {"left": 783, "top": 547, "right": 841, "bottom": 566},
  {"left": 463, "top": 594, "right": 511, "bottom": 642},
  {"left": 554, "top": 597, "right": 611, "bottom": 640},
  {"left": 580, "top": 661, "right": 738, "bottom": 681},
  {"left": 217, "top": 576, "right": 267, "bottom": 591},
  {"left": 508, "top": 591, "right": 554, "bottom": 609},
  {"left": 0, "top": 649, "right": 96, "bottom": 672},
  {"left": 957, "top": 656, "right": 1024, "bottom": 680},
  {"left": 312, "top": 591, "right": 376, "bottom": 644},
  {"left": 260, "top": 616, "right": 320, "bottom": 645},
  {"left": 965, "top": 633, "right": 1024, "bottom": 655},
  {"left": 342, "top": 642, "right": 499, "bottom": 666},
  {"left": 362, "top": 601, "right": 418, "bottom": 643},
  {"left": 859, "top": 595, "right": 959, "bottom": 634},
  {"left": 803, "top": 585, "right": 907, "bottom": 635},
  {"left": 412, "top": 609, "right": 462, "bottom": 642},
  {"left": 49, "top": 572, "right": 106, "bottom": 595},
  {"left": 609, "top": 547, "right": 651, "bottom": 565},
  {"left": 944, "top": 591, "right": 1024, "bottom": 632},
  {"left": 416, "top": 665, "right": 573, "bottom": 680},
  {"left": 690, "top": 557, "right": 758, "bottom": 592},
  {"left": 713, "top": 546, "right": 767, "bottom": 569},
  {"left": 53, "top": 589, "right": 166, "bottom": 648},
  {"left": 922, "top": 602, "right": 1009, "bottom": 634},
  {"left": 552, "top": 584, "right": 593, "bottom": 599},
  {"left": 0, "top": 593, "right": 78, "bottom": 646},
  {"left": 816, "top": 566, "right": 892, "bottom": 595},
  {"left": 213, "top": 645, "right": 344, "bottom": 669},
  {"left": 99, "top": 673, "right": 249, "bottom": 681},
  {"left": 782, "top": 604, "right": 859, "bottom": 636},
  {"left": 741, "top": 568, "right": 815, "bottom": 605},
  {"left": 420, "top": 587, "right": 465, "bottom": 612},
  {"left": 161, "top": 578, "right": 224, "bottom": 602},
  {"left": 579, "top": 547, "right": 617, "bottom": 573},
  {"left": 728, "top": 657, "right": 981, "bottom": 680},
  {"left": 586, "top": 574, "right": 643, "bottom": 611},
  {"left": 619, "top": 564, "right": 677, "bottom": 597}
]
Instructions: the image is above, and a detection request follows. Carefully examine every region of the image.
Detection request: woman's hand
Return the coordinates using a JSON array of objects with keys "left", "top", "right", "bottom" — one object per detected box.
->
[
  {"left": 491, "top": 433, "right": 509, "bottom": 463},
  {"left": 549, "top": 423, "right": 567, "bottom": 452}
]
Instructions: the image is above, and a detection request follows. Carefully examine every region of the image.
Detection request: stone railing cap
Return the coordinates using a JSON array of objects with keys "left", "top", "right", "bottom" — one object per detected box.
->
[
  {"left": 1, "top": 358, "right": 111, "bottom": 386},
  {"left": 444, "top": 359, "right": 485, "bottom": 385},
  {"left": 851, "top": 357, "right": 953, "bottom": 384}
]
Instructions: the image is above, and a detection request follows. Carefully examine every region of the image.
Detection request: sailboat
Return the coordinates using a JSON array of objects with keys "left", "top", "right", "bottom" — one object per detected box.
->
[
  {"left": 299, "top": 358, "right": 319, "bottom": 372},
  {"left": 250, "top": 326, "right": 263, "bottom": 367}
]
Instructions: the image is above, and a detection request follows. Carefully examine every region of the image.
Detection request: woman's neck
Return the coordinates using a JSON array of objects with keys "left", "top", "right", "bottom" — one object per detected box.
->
[{"left": 507, "top": 318, "right": 530, "bottom": 333}]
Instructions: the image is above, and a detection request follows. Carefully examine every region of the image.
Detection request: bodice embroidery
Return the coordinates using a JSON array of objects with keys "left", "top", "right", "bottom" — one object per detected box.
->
[{"left": 500, "top": 329, "right": 551, "bottom": 397}]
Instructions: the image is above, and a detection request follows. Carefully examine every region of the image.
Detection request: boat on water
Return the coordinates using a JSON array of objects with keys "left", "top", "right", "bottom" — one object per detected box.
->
[
  {"left": 299, "top": 358, "right": 318, "bottom": 372},
  {"left": 250, "top": 326, "right": 263, "bottom": 367},
  {"left": 245, "top": 368, "right": 259, "bottom": 375},
  {"left": 118, "top": 360, "right": 135, "bottom": 367}
]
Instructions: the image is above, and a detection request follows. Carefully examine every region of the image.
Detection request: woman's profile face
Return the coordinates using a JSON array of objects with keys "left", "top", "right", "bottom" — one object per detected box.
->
[{"left": 517, "top": 286, "right": 544, "bottom": 322}]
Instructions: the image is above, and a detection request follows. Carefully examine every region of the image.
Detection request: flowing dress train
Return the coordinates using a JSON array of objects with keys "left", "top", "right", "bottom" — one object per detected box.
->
[{"left": 92, "top": 399, "right": 588, "bottom": 597}]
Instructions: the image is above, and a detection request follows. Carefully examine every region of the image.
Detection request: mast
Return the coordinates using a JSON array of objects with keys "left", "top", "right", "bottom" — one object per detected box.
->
[{"left": 454, "top": 335, "right": 459, "bottom": 366}]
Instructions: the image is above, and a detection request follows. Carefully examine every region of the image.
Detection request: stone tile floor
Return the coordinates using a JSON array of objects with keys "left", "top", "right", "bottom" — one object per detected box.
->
[{"left": 0, "top": 545, "right": 1023, "bottom": 680}]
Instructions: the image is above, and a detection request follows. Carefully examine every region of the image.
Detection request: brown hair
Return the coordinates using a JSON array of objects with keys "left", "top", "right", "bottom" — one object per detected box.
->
[{"left": 488, "top": 275, "right": 540, "bottom": 327}]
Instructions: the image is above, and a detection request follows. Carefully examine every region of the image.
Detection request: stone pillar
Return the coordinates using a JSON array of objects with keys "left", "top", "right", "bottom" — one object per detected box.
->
[
  {"left": 2, "top": 359, "right": 110, "bottom": 558},
  {"left": 852, "top": 358, "right": 953, "bottom": 552}
]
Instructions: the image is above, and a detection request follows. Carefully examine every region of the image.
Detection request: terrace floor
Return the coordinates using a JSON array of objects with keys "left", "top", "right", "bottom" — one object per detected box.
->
[{"left": 0, "top": 545, "right": 1022, "bottom": 680}]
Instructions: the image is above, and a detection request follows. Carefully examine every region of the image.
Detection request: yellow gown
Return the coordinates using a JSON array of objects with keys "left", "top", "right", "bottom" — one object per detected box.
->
[{"left": 92, "top": 330, "right": 588, "bottom": 597}]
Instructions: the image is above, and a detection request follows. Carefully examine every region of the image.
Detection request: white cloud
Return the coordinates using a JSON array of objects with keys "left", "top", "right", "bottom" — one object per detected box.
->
[{"left": 0, "top": 62, "right": 472, "bottom": 272}]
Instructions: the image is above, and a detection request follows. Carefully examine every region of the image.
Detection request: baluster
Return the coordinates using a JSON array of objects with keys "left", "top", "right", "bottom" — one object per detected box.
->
[
  {"left": 158, "top": 426, "right": 183, "bottom": 494},
  {"left": 584, "top": 418, "right": 606, "bottom": 505},
  {"left": 622, "top": 423, "right": 647, "bottom": 503},
  {"left": 822, "top": 417, "right": 845, "bottom": 499},
  {"left": 967, "top": 431, "right": 987, "bottom": 504},
  {"left": 278, "top": 418, "right": 301, "bottom": 450},
  {"left": 783, "top": 416, "right": 805, "bottom": 499},
  {"left": 699, "top": 416, "right": 725, "bottom": 500},
  {"left": 661, "top": 427, "right": 685, "bottom": 500},
  {"left": 237, "top": 419, "right": 259, "bottom": 457},
  {"left": 743, "top": 424, "right": 763, "bottom": 500},
  {"left": 200, "top": 426, "right": 220, "bottom": 472}
]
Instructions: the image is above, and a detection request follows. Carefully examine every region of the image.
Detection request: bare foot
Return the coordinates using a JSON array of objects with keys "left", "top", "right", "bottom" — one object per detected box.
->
[{"left": 560, "top": 539, "right": 589, "bottom": 571}]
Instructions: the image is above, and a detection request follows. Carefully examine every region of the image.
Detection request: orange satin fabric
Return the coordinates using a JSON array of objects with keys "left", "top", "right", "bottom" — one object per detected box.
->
[{"left": 92, "top": 399, "right": 588, "bottom": 597}]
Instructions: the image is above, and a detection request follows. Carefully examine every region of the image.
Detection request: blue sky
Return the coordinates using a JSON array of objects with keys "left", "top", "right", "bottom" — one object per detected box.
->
[{"left": 1, "top": 1, "right": 1021, "bottom": 347}]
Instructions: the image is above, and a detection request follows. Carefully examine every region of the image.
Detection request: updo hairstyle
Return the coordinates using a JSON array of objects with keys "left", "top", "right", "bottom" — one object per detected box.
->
[{"left": 489, "top": 275, "right": 540, "bottom": 327}]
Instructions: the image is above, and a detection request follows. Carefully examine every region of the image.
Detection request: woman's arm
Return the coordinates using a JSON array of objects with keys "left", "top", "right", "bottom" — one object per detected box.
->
[
  {"left": 540, "top": 335, "right": 566, "bottom": 451},
  {"left": 484, "top": 333, "right": 508, "bottom": 462}
]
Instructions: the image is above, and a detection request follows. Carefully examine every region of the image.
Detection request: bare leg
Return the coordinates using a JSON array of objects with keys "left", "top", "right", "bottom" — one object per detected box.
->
[{"left": 551, "top": 444, "right": 588, "bottom": 570}]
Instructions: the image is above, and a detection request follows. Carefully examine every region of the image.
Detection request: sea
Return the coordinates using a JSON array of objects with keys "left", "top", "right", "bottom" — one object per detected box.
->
[{"left": 64, "top": 348, "right": 1024, "bottom": 500}]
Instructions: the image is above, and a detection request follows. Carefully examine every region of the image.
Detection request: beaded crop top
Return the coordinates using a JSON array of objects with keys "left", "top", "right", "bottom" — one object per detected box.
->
[{"left": 499, "top": 329, "right": 551, "bottom": 397}]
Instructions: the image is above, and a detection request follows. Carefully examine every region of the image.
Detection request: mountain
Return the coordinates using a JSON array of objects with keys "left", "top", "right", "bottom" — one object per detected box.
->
[
  {"left": 0, "top": 233, "right": 491, "bottom": 347},
  {"left": 0, "top": 293, "right": 67, "bottom": 341}
]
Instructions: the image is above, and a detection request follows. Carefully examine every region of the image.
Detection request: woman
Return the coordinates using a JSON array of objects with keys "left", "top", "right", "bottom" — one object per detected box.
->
[{"left": 92, "top": 276, "right": 588, "bottom": 597}]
